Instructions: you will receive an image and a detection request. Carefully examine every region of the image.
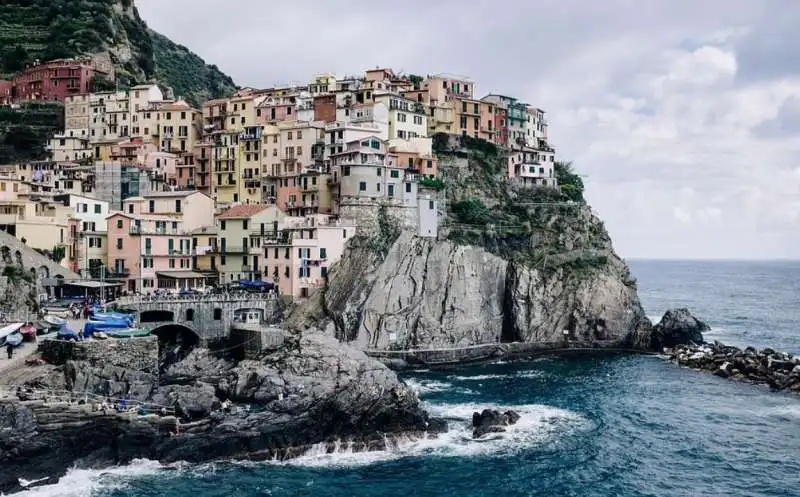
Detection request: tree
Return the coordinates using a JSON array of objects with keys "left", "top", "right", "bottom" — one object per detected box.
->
[
  {"left": 2, "top": 45, "right": 29, "bottom": 73},
  {"left": 90, "top": 75, "right": 116, "bottom": 92},
  {"left": 554, "top": 161, "right": 585, "bottom": 203}
]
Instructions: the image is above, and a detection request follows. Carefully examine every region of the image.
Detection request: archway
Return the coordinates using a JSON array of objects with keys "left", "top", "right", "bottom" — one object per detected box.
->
[
  {"left": 1, "top": 246, "right": 10, "bottom": 264},
  {"left": 150, "top": 323, "right": 201, "bottom": 371},
  {"left": 185, "top": 308, "right": 195, "bottom": 321},
  {"left": 38, "top": 266, "right": 50, "bottom": 279},
  {"left": 140, "top": 310, "right": 175, "bottom": 323}
]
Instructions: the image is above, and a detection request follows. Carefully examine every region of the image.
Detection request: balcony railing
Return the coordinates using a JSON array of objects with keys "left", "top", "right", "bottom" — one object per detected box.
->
[{"left": 208, "top": 245, "right": 247, "bottom": 254}]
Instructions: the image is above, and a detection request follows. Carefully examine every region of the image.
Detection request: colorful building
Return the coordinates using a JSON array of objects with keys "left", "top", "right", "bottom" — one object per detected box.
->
[
  {"left": 213, "top": 204, "right": 287, "bottom": 283},
  {"left": 10, "top": 58, "right": 109, "bottom": 103}
]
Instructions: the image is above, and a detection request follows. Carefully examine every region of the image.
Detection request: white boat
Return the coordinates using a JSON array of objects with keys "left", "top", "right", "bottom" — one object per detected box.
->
[
  {"left": 43, "top": 315, "right": 66, "bottom": 327},
  {"left": 0, "top": 323, "right": 24, "bottom": 343}
]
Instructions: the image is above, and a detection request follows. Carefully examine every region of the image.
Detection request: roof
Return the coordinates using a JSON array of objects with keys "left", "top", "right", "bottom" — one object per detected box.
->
[
  {"left": 156, "top": 271, "right": 208, "bottom": 279},
  {"left": 63, "top": 280, "right": 123, "bottom": 289},
  {"left": 217, "top": 204, "right": 269, "bottom": 219},
  {"left": 144, "top": 191, "right": 198, "bottom": 199}
]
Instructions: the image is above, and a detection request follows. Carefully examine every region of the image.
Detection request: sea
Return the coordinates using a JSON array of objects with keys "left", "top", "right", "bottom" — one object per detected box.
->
[{"left": 11, "top": 260, "right": 800, "bottom": 497}]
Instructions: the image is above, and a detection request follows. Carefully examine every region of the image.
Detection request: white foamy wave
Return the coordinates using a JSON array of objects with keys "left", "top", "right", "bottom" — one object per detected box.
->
[
  {"left": 448, "top": 370, "right": 544, "bottom": 382},
  {"left": 403, "top": 378, "right": 454, "bottom": 394},
  {"left": 5, "top": 459, "right": 165, "bottom": 497},
  {"left": 281, "top": 401, "right": 587, "bottom": 468}
]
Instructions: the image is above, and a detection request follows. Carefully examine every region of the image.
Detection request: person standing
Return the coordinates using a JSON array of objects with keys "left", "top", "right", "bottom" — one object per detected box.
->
[{"left": 6, "top": 343, "right": 13, "bottom": 360}]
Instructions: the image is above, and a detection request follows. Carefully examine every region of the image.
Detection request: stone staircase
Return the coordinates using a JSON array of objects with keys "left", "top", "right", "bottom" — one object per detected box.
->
[{"left": 0, "top": 230, "right": 79, "bottom": 279}]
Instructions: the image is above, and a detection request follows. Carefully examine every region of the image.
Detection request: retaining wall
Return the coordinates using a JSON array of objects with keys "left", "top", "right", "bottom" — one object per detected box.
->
[{"left": 39, "top": 336, "right": 159, "bottom": 375}]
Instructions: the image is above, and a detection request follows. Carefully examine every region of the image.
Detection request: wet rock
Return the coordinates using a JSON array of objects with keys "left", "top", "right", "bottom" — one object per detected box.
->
[
  {"left": 649, "top": 309, "right": 709, "bottom": 351},
  {"left": 472, "top": 409, "right": 521, "bottom": 438},
  {"left": 670, "top": 341, "right": 800, "bottom": 396}
]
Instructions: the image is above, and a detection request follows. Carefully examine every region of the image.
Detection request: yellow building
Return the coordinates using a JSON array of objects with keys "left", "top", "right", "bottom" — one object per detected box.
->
[
  {"left": 158, "top": 100, "right": 202, "bottom": 155},
  {"left": 213, "top": 204, "right": 287, "bottom": 283},
  {"left": 190, "top": 225, "right": 218, "bottom": 276}
]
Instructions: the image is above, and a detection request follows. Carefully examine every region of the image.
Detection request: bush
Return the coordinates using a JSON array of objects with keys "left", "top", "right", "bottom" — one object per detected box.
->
[
  {"left": 419, "top": 176, "right": 446, "bottom": 191},
  {"left": 451, "top": 198, "right": 493, "bottom": 225},
  {"left": 554, "top": 161, "right": 585, "bottom": 203}
]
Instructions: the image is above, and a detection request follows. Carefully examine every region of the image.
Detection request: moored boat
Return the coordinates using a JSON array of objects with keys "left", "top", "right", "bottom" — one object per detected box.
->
[
  {"left": 0, "top": 323, "right": 24, "bottom": 345},
  {"left": 4, "top": 332, "right": 23, "bottom": 347},
  {"left": 102, "top": 328, "right": 151, "bottom": 339},
  {"left": 56, "top": 325, "right": 79, "bottom": 340},
  {"left": 43, "top": 315, "right": 66, "bottom": 328}
]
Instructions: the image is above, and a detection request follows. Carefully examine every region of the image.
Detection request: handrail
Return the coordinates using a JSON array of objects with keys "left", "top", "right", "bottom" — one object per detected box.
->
[{"left": 3, "top": 385, "right": 177, "bottom": 416}]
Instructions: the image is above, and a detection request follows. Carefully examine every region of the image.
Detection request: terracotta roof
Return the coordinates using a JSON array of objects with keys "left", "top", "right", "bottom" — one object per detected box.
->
[{"left": 216, "top": 204, "right": 269, "bottom": 219}]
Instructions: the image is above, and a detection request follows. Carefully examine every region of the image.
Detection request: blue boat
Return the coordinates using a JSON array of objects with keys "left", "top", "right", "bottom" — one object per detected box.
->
[
  {"left": 4, "top": 332, "right": 23, "bottom": 347},
  {"left": 83, "top": 319, "right": 132, "bottom": 338},
  {"left": 57, "top": 324, "right": 79, "bottom": 340},
  {"left": 91, "top": 312, "right": 134, "bottom": 325}
]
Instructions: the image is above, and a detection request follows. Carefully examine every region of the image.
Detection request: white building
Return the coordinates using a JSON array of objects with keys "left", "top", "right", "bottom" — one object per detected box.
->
[
  {"left": 374, "top": 94, "right": 428, "bottom": 140},
  {"left": 47, "top": 134, "right": 92, "bottom": 162},
  {"left": 324, "top": 119, "right": 389, "bottom": 158},
  {"left": 507, "top": 148, "right": 556, "bottom": 188}
]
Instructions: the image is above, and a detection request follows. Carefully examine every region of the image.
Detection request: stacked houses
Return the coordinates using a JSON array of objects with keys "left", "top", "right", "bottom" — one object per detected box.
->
[{"left": 0, "top": 67, "right": 558, "bottom": 300}]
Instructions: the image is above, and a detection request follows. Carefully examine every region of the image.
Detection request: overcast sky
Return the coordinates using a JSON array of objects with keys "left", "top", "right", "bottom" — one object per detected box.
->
[{"left": 137, "top": 0, "right": 800, "bottom": 260}]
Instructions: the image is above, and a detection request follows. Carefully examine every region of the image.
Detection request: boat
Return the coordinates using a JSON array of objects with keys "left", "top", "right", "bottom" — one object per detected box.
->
[
  {"left": 103, "top": 328, "right": 152, "bottom": 339},
  {"left": 43, "top": 315, "right": 66, "bottom": 328},
  {"left": 0, "top": 323, "right": 24, "bottom": 345},
  {"left": 93, "top": 332, "right": 109, "bottom": 340},
  {"left": 4, "top": 332, "right": 23, "bottom": 347},
  {"left": 83, "top": 319, "right": 133, "bottom": 338},
  {"left": 56, "top": 324, "right": 79, "bottom": 340},
  {"left": 91, "top": 312, "right": 135, "bottom": 325}
]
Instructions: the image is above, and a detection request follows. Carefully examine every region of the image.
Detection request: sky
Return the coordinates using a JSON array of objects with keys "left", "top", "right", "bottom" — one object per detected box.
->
[{"left": 136, "top": 0, "right": 800, "bottom": 260}]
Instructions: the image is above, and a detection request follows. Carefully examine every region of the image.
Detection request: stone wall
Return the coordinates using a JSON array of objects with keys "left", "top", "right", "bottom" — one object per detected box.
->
[
  {"left": 0, "top": 229, "right": 78, "bottom": 279},
  {"left": 39, "top": 337, "right": 159, "bottom": 375}
]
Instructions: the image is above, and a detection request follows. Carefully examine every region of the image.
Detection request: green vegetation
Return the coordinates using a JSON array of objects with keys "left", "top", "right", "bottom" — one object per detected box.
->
[
  {"left": 437, "top": 135, "right": 610, "bottom": 275},
  {"left": 554, "top": 161, "right": 585, "bottom": 203},
  {"left": 419, "top": 176, "right": 446, "bottom": 191},
  {"left": 0, "top": 0, "right": 236, "bottom": 105},
  {"left": 2, "top": 265, "right": 34, "bottom": 284},
  {"left": 0, "top": 101, "right": 63, "bottom": 163},
  {"left": 150, "top": 30, "right": 237, "bottom": 107},
  {"left": 366, "top": 205, "right": 401, "bottom": 256}
]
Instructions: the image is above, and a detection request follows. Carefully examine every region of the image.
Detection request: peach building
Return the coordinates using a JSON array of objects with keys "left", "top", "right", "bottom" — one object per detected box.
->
[
  {"left": 262, "top": 214, "right": 357, "bottom": 299},
  {"left": 109, "top": 191, "right": 214, "bottom": 292}
]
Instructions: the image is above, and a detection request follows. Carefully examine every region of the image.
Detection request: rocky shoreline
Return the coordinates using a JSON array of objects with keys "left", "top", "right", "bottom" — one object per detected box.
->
[{"left": 669, "top": 342, "right": 800, "bottom": 394}]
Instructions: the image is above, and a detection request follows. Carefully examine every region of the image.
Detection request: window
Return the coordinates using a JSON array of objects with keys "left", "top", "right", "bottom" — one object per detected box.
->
[
  {"left": 390, "top": 170, "right": 399, "bottom": 178},
  {"left": 175, "top": 200, "right": 181, "bottom": 213},
  {"left": 213, "top": 308, "right": 222, "bottom": 320},
  {"left": 116, "top": 238, "right": 123, "bottom": 249},
  {"left": 377, "top": 168, "right": 382, "bottom": 177},
  {"left": 297, "top": 130, "right": 303, "bottom": 139},
  {"left": 220, "top": 220, "right": 226, "bottom": 230},
  {"left": 429, "top": 200, "right": 435, "bottom": 209},
  {"left": 359, "top": 181, "right": 367, "bottom": 192},
  {"left": 388, "top": 184, "right": 395, "bottom": 197},
  {"left": 243, "top": 220, "right": 249, "bottom": 230},
  {"left": 166, "top": 112, "right": 172, "bottom": 120},
  {"left": 343, "top": 166, "right": 351, "bottom": 176},
  {"left": 116, "top": 219, "right": 123, "bottom": 229},
  {"left": 148, "top": 200, "right": 155, "bottom": 213},
  {"left": 405, "top": 182, "right": 412, "bottom": 193},
  {"left": 320, "top": 247, "right": 327, "bottom": 259}
]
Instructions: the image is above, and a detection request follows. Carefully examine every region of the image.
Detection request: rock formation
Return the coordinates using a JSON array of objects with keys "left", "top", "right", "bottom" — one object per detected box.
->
[
  {"left": 669, "top": 342, "right": 800, "bottom": 393},
  {"left": 472, "top": 409, "right": 521, "bottom": 438},
  {"left": 0, "top": 333, "right": 444, "bottom": 494}
]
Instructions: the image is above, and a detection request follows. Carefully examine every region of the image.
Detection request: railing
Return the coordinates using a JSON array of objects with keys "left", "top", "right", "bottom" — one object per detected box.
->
[
  {"left": 115, "top": 292, "right": 278, "bottom": 305},
  {"left": 6, "top": 386, "right": 176, "bottom": 417}
]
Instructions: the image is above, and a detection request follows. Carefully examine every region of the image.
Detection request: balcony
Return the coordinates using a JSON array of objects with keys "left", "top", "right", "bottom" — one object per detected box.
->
[
  {"left": 300, "top": 183, "right": 319, "bottom": 193},
  {"left": 209, "top": 245, "right": 247, "bottom": 254},
  {"left": 107, "top": 268, "right": 131, "bottom": 278},
  {"left": 244, "top": 179, "right": 261, "bottom": 189},
  {"left": 262, "top": 230, "right": 291, "bottom": 244}
]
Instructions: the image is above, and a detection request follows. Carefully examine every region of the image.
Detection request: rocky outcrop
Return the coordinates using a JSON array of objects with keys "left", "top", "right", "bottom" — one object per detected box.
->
[
  {"left": 0, "top": 333, "right": 444, "bottom": 494},
  {"left": 316, "top": 231, "right": 648, "bottom": 354},
  {"left": 649, "top": 308, "right": 708, "bottom": 349},
  {"left": 472, "top": 409, "right": 521, "bottom": 438},
  {"left": 669, "top": 342, "right": 800, "bottom": 393}
]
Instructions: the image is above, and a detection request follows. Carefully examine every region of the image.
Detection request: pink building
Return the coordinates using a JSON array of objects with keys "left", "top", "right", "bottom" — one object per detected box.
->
[
  {"left": 113, "top": 191, "right": 214, "bottom": 292},
  {"left": 255, "top": 95, "right": 296, "bottom": 124},
  {"left": 0, "top": 80, "right": 11, "bottom": 106},
  {"left": 11, "top": 58, "right": 108, "bottom": 103},
  {"left": 106, "top": 212, "right": 140, "bottom": 293}
]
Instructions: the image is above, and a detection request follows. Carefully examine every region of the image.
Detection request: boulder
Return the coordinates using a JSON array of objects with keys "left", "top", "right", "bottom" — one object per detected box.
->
[
  {"left": 472, "top": 409, "right": 521, "bottom": 438},
  {"left": 648, "top": 308, "right": 709, "bottom": 351}
]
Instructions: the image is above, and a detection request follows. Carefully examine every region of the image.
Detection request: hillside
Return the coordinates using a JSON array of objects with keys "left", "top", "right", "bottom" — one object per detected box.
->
[
  {"left": 0, "top": 0, "right": 236, "bottom": 106},
  {"left": 0, "top": 101, "right": 62, "bottom": 164}
]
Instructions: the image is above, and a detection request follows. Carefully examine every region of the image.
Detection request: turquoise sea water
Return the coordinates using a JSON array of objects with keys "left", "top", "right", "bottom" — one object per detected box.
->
[{"left": 14, "top": 260, "right": 800, "bottom": 497}]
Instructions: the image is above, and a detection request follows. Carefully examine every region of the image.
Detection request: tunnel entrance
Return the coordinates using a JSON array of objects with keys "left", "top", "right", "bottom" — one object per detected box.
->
[{"left": 151, "top": 324, "right": 201, "bottom": 372}]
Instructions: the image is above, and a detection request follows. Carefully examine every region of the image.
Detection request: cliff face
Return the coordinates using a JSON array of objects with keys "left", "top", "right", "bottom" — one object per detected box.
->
[
  {"left": 301, "top": 136, "right": 648, "bottom": 354},
  {"left": 0, "top": 0, "right": 236, "bottom": 105}
]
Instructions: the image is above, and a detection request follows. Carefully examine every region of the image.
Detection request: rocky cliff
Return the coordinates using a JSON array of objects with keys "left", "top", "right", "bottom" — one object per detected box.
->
[
  {"left": 0, "top": 333, "right": 443, "bottom": 493},
  {"left": 294, "top": 135, "right": 650, "bottom": 356}
]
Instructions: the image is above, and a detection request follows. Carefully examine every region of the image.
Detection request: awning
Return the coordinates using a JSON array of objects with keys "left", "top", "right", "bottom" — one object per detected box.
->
[
  {"left": 63, "top": 281, "right": 124, "bottom": 288},
  {"left": 156, "top": 271, "right": 209, "bottom": 279}
]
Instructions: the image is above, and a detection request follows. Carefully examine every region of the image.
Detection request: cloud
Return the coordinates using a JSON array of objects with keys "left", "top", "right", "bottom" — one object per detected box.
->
[{"left": 135, "top": 0, "right": 800, "bottom": 259}]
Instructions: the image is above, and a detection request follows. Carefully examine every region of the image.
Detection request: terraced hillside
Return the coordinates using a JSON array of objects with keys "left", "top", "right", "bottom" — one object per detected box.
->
[{"left": 0, "top": 0, "right": 236, "bottom": 106}]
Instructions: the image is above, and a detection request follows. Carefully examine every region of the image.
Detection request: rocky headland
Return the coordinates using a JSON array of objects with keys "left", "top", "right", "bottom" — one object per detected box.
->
[{"left": 0, "top": 333, "right": 444, "bottom": 494}]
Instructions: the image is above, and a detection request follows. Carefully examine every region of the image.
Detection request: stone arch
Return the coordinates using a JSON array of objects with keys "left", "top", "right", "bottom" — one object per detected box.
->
[
  {"left": 185, "top": 308, "right": 195, "bottom": 321},
  {"left": 140, "top": 309, "right": 175, "bottom": 323},
  {"left": 1, "top": 246, "right": 10, "bottom": 264},
  {"left": 150, "top": 323, "right": 201, "bottom": 369},
  {"left": 14, "top": 250, "right": 22, "bottom": 265},
  {"left": 38, "top": 266, "right": 50, "bottom": 279}
]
